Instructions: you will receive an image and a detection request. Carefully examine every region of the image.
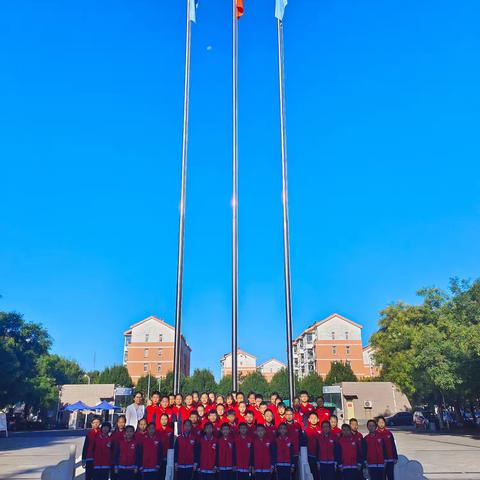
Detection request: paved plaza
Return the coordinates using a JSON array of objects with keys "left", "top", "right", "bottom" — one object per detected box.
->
[{"left": 0, "top": 429, "right": 479, "bottom": 479}]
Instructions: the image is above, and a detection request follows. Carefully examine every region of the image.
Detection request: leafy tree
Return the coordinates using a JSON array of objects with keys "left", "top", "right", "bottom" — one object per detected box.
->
[
  {"left": 98, "top": 365, "right": 133, "bottom": 388},
  {"left": 268, "top": 368, "right": 298, "bottom": 400},
  {"left": 325, "top": 362, "right": 357, "bottom": 385},
  {"left": 298, "top": 372, "right": 324, "bottom": 399},
  {"left": 217, "top": 375, "right": 233, "bottom": 396},
  {"left": 184, "top": 369, "right": 217, "bottom": 394},
  {"left": 136, "top": 375, "right": 162, "bottom": 397},
  {"left": 85, "top": 370, "right": 101, "bottom": 384},
  {"left": 240, "top": 372, "right": 269, "bottom": 397}
]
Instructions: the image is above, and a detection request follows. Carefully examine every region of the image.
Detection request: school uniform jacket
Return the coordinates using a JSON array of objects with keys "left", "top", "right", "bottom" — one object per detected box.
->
[
  {"left": 317, "top": 433, "right": 336, "bottom": 464},
  {"left": 92, "top": 433, "right": 113, "bottom": 469},
  {"left": 157, "top": 426, "right": 174, "bottom": 460},
  {"left": 361, "top": 433, "right": 387, "bottom": 468},
  {"left": 196, "top": 435, "right": 217, "bottom": 473},
  {"left": 298, "top": 403, "right": 315, "bottom": 428},
  {"left": 171, "top": 405, "right": 190, "bottom": 429},
  {"left": 216, "top": 436, "right": 235, "bottom": 470},
  {"left": 134, "top": 430, "right": 148, "bottom": 445},
  {"left": 174, "top": 432, "right": 198, "bottom": 467},
  {"left": 335, "top": 436, "right": 362, "bottom": 470},
  {"left": 234, "top": 434, "right": 253, "bottom": 472},
  {"left": 264, "top": 423, "right": 277, "bottom": 441},
  {"left": 113, "top": 437, "right": 140, "bottom": 470},
  {"left": 82, "top": 428, "right": 100, "bottom": 461},
  {"left": 284, "top": 421, "right": 303, "bottom": 456},
  {"left": 315, "top": 407, "right": 331, "bottom": 424},
  {"left": 304, "top": 424, "right": 320, "bottom": 458},
  {"left": 376, "top": 428, "right": 398, "bottom": 462},
  {"left": 275, "top": 436, "right": 294, "bottom": 467},
  {"left": 251, "top": 437, "right": 275, "bottom": 472},
  {"left": 140, "top": 434, "right": 163, "bottom": 472}
]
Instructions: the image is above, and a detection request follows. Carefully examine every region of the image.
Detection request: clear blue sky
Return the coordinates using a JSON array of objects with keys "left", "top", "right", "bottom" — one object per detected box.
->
[{"left": 1, "top": 1, "right": 479, "bottom": 379}]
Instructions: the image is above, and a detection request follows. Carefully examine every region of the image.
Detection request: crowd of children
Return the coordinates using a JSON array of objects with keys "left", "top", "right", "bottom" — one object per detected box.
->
[{"left": 81, "top": 389, "right": 398, "bottom": 480}]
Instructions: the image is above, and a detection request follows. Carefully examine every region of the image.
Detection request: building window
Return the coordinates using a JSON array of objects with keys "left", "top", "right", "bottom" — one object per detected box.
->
[
  {"left": 346, "top": 360, "right": 351, "bottom": 366},
  {"left": 143, "top": 363, "right": 148, "bottom": 372},
  {"left": 301, "top": 366, "right": 305, "bottom": 374},
  {"left": 294, "top": 358, "right": 298, "bottom": 366},
  {"left": 308, "top": 363, "right": 314, "bottom": 372},
  {"left": 157, "top": 363, "right": 162, "bottom": 373},
  {"left": 332, "top": 346, "right": 337, "bottom": 356},
  {"left": 144, "top": 348, "right": 149, "bottom": 358},
  {"left": 306, "top": 333, "right": 312, "bottom": 343},
  {"left": 346, "top": 345, "right": 350, "bottom": 355},
  {"left": 145, "top": 333, "right": 150, "bottom": 342},
  {"left": 345, "top": 331, "right": 349, "bottom": 340},
  {"left": 123, "top": 352, "right": 128, "bottom": 362},
  {"left": 126, "top": 336, "right": 131, "bottom": 345},
  {"left": 158, "top": 349, "right": 162, "bottom": 357},
  {"left": 158, "top": 334, "right": 163, "bottom": 342},
  {"left": 331, "top": 332, "right": 335, "bottom": 340},
  {"left": 307, "top": 349, "right": 314, "bottom": 359},
  {"left": 300, "top": 353, "right": 305, "bottom": 362}
]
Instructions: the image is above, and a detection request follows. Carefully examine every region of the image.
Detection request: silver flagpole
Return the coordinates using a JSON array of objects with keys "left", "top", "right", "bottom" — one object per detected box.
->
[
  {"left": 173, "top": 0, "right": 193, "bottom": 395},
  {"left": 277, "top": 18, "right": 295, "bottom": 402},
  {"left": 231, "top": 0, "right": 239, "bottom": 392}
]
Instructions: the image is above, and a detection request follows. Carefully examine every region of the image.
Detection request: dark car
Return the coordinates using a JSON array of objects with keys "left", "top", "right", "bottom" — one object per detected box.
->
[{"left": 385, "top": 411, "right": 413, "bottom": 426}]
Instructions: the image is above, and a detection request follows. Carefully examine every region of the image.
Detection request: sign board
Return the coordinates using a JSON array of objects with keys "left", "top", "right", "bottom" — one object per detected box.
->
[
  {"left": 0, "top": 412, "right": 8, "bottom": 437},
  {"left": 115, "top": 387, "right": 133, "bottom": 396},
  {"left": 323, "top": 385, "right": 341, "bottom": 394}
]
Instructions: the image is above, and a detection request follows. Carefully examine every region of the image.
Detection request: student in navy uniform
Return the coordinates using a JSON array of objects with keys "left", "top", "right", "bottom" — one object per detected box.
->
[
  {"left": 92, "top": 422, "right": 113, "bottom": 480},
  {"left": 361, "top": 420, "right": 386, "bottom": 480},
  {"left": 251, "top": 424, "right": 275, "bottom": 480},
  {"left": 82, "top": 416, "right": 102, "bottom": 480},
  {"left": 335, "top": 424, "right": 362, "bottom": 480},
  {"left": 175, "top": 419, "right": 198, "bottom": 480},
  {"left": 113, "top": 425, "right": 140, "bottom": 480},
  {"left": 216, "top": 424, "right": 235, "bottom": 480},
  {"left": 275, "top": 423, "right": 294, "bottom": 480}
]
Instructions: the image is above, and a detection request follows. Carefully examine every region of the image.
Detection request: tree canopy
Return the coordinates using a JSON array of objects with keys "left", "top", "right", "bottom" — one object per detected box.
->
[
  {"left": 240, "top": 372, "right": 269, "bottom": 397},
  {"left": 325, "top": 361, "right": 357, "bottom": 385},
  {"left": 98, "top": 365, "right": 133, "bottom": 388},
  {"left": 298, "top": 372, "right": 324, "bottom": 399}
]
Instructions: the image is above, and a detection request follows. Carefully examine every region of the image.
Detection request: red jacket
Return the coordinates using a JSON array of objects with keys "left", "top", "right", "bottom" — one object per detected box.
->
[
  {"left": 93, "top": 433, "right": 113, "bottom": 468},
  {"left": 285, "top": 421, "right": 302, "bottom": 456},
  {"left": 135, "top": 430, "right": 147, "bottom": 445},
  {"left": 298, "top": 403, "right": 315, "bottom": 427},
  {"left": 362, "top": 433, "right": 386, "bottom": 467},
  {"left": 216, "top": 436, "right": 234, "bottom": 469},
  {"left": 146, "top": 404, "right": 161, "bottom": 426},
  {"left": 351, "top": 431, "right": 363, "bottom": 447},
  {"left": 331, "top": 426, "right": 342, "bottom": 439},
  {"left": 171, "top": 405, "right": 190, "bottom": 428},
  {"left": 318, "top": 433, "right": 336, "bottom": 463},
  {"left": 304, "top": 424, "right": 319, "bottom": 458},
  {"left": 376, "top": 428, "right": 398, "bottom": 461},
  {"left": 316, "top": 407, "right": 331, "bottom": 424},
  {"left": 175, "top": 432, "right": 198, "bottom": 466},
  {"left": 252, "top": 437, "right": 274, "bottom": 471},
  {"left": 157, "top": 426, "right": 174, "bottom": 460},
  {"left": 82, "top": 428, "right": 100, "bottom": 461},
  {"left": 141, "top": 434, "right": 163, "bottom": 471},
  {"left": 114, "top": 437, "right": 139, "bottom": 469},
  {"left": 111, "top": 429, "right": 126, "bottom": 446},
  {"left": 275, "top": 436, "right": 293, "bottom": 466},
  {"left": 197, "top": 435, "right": 217, "bottom": 472},
  {"left": 264, "top": 423, "right": 277, "bottom": 441},
  {"left": 245, "top": 422, "right": 257, "bottom": 438},
  {"left": 234, "top": 434, "right": 253, "bottom": 471},
  {"left": 335, "top": 436, "right": 361, "bottom": 469}
]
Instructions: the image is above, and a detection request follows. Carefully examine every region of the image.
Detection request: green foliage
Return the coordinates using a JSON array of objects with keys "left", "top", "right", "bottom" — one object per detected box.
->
[
  {"left": 240, "top": 372, "right": 269, "bottom": 397},
  {"left": 85, "top": 370, "right": 101, "bottom": 384},
  {"left": 268, "top": 368, "right": 298, "bottom": 400},
  {"left": 325, "top": 361, "right": 357, "bottom": 384},
  {"left": 217, "top": 375, "right": 233, "bottom": 396},
  {"left": 298, "top": 372, "right": 324, "bottom": 399},
  {"left": 98, "top": 365, "right": 133, "bottom": 388},
  {"left": 184, "top": 369, "right": 217, "bottom": 394},
  {"left": 135, "top": 375, "right": 160, "bottom": 397},
  {"left": 370, "top": 278, "right": 480, "bottom": 405}
]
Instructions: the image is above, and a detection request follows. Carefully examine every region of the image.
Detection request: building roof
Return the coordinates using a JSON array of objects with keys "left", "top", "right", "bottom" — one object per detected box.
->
[
  {"left": 221, "top": 348, "right": 256, "bottom": 361},
  {"left": 258, "top": 358, "right": 287, "bottom": 369},
  {"left": 294, "top": 313, "right": 363, "bottom": 341}
]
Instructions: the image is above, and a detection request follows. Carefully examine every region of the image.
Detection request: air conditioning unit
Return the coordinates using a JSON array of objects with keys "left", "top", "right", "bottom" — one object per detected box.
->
[{"left": 364, "top": 400, "right": 373, "bottom": 409}]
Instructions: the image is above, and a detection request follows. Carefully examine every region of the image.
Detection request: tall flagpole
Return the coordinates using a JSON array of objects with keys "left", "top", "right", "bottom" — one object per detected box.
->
[
  {"left": 231, "top": 0, "right": 239, "bottom": 392},
  {"left": 173, "top": 0, "right": 193, "bottom": 395},
  {"left": 277, "top": 18, "right": 295, "bottom": 402}
]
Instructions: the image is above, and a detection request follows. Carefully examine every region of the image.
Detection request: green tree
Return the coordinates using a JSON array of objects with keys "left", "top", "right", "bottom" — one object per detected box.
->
[
  {"left": 136, "top": 375, "right": 162, "bottom": 397},
  {"left": 298, "top": 372, "right": 324, "bottom": 399},
  {"left": 240, "top": 372, "right": 269, "bottom": 397},
  {"left": 268, "top": 368, "right": 299, "bottom": 400},
  {"left": 325, "top": 362, "right": 357, "bottom": 385},
  {"left": 217, "top": 375, "right": 233, "bottom": 396},
  {"left": 184, "top": 369, "right": 217, "bottom": 394},
  {"left": 98, "top": 365, "right": 133, "bottom": 388}
]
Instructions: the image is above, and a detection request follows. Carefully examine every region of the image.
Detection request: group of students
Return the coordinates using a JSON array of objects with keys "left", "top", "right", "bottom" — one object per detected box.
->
[{"left": 82, "top": 389, "right": 398, "bottom": 480}]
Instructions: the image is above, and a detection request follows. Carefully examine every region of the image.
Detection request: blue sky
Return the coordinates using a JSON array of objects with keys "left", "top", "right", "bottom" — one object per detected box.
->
[{"left": 1, "top": 0, "right": 479, "bottom": 379}]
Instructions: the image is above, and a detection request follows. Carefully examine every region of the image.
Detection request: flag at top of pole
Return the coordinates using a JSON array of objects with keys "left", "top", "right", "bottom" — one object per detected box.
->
[
  {"left": 275, "top": 0, "right": 287, "bottom": 20},
  {"left": 189, "top": 0, "right": 198, "bottom": 22},
  {"left": 236, "top": 0, "right": 244, "bottom": 18}
]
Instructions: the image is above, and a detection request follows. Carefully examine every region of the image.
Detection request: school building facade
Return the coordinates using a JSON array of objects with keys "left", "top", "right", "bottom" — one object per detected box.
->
[
  {"left": 293, "top": 313, "right": 380, "bottom": 379},
  {"left": 123, "top": 316, "right": 191, "bottom": 383}
]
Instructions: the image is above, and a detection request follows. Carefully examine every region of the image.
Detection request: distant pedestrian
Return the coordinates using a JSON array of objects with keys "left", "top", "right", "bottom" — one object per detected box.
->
[{"left": 126, "top": 391, "right": 145, "bottom": 429}]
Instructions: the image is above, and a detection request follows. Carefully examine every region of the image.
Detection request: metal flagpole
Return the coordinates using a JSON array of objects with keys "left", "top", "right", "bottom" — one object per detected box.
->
[
  {"left": 277, "top": 18, "right": 295, "bottom": 402},
  {"left": 173, "top": 0, "right": 193, "bottom": 395},
  {"left": 231, "top": 0, "right": 239, "bottom": 392}
]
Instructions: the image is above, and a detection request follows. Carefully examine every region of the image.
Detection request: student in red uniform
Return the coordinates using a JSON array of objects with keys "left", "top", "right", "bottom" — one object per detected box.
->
[
  {"left": 157, "top": 414, "right": 174, "bottom": 479},
  {"left": 82, "top": 416, "right": 102, "bottom": 480},
  {"left": 206, "top": 410, "right": 220, "bottom": 436},
  {"left": 159, "top": 396, "right": 173, "bottom": 422},
  {"left": 190, "top": 411, "right": 203, "bottom": 437},
  {"left": 216, "top": 404, "right": 228, "bottom": 425},
  {"left": 275, "top": 403, "right": 287, "bottom": 426},
  {"left": 257, "top": 402, "right": 269, "bottom": 425},
  {"left": 315, "top": 397, "right": 331, "bottom": 425},
  {"left": 235, "top": 423, "right": 253, "bottom": 480},
  {"left": 376, "top": 416, "right": 398, "bottom": 480},
  {"left": 247, "top": 392, "right": 257, "bottom": 411},
  {"left": 348, "top": 419, "right": 363, "bottom": 480},
  {"left": 298, "top": 391, "right": 315, "bottom": 428},
  {"left": 216, "top": 395, "right": 225, "bottom": 406},
  {"left": 216, "top": 424, "right": 235, "bottom": 480},
  {"left": 92, "top": 422, "right": 113, "bottom": 480},
  {"left": 175, "top": 419, "right": 198, "bottom": 480},
  {"left": 184, "top": 394, "right": 196, "bottom": 417},
  {"left": 208, "top": 392, "right": 216, "bottom": 405},
  {"left": 304, "top": 412, "right": 320, "bottom": 480},
  {"left": 235, "top": 392, "right": 245, "bottom": 405},
  {"left": 192, "top": 391, "right": 200, "bottom": 407},
  {"left": 244, "top": 411, "right": 257, "bottom": 438},
  {"left": 263, "top": 410, "right": 277, "bottom": 440},
  {"left": 200, "top": 393, "right": 211, "bottom": 413},
  {"left": 237, "top": 402, "right": 248, "bottom": 424},
  {"left": 197, "top": 405, "right": 207, "bottom": 427},
  {"left": 252, "top": 424, "right": 275, "bottom": 480},
  {"left": 197, "top": 422, "right": 217, "bottom": 480},
  {"left": 169, "top": 395, "right": 176, "bottom": 409},
  {"left": 172, "top": 394, "right": 189, "bottom": 433},
  {"left": 329, "top": 415, "right": 341, "bottom": 438},
  {"left": 226, "top": 410, "right": 238, "bottom": 436},
  {"left": 225, "top": 394, "right": 236, "bottom": 413},
  {"left": 146, "top": 392, "right": 161, "bottom": 428},
  {"left": 133, "top": 421, "right": 146, "bottom": 451},
  {"left": 113, "top": 425, "right": 140, "bottom": 480},
  {"left": 275, "top": 423, "right": 294, "bottom": 480},
  {"left": 283, "top": 408, "right": 303, "bottom": 469},
  {"left": 317, "top": 421, "right": 336, "bottom": 480},
  {"left": 268, "top": 393, "right": 279, "bottom": 415},
  {"left": 361, "top": 420, "right": 386, "bottom": 480},
  {"left": 111, "top": 415, "right": 127, "bottom": 480},
  {"left": 140, "top": 422, "right": 163, "bottom": 480},
  {"left": 335, "top": 424, "right": 362, "bottom": 480}
]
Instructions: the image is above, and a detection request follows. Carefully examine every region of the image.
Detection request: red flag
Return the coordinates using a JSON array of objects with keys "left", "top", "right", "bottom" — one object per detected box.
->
[{"left": 236, "top": 0, "right": 244, "bottom": 18}]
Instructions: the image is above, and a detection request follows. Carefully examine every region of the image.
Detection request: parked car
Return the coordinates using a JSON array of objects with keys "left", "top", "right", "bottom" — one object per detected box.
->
[{"left": 385, "top": 411, "right": 413, "bottom": 426}]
